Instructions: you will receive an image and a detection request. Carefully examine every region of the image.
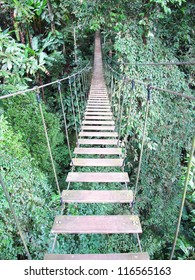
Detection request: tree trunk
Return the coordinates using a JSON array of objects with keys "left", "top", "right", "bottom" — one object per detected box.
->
[{"left": 47, "top": 0, "right": 55, "bottom": 32}]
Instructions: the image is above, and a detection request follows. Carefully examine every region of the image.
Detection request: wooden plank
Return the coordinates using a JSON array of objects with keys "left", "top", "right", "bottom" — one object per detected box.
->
[
  {"left": 87, "top": 103, "right": 110, "bottom": 105},
  {"left": 87, "top": 103, "right": 110, "bottom": 106},
  {"left": 81, "top": 126, "right": 115, "bottom": 131},
  {"left": 89, "top": 96, "right": 108, "bottom": 99},
  {"left": 61, "top": 190, "right": 133, "bottom": 203},
  {"left": 89, "top": 94, "right": 108, "bottom": 96},
  {"left": 72, "top": 158, "right": 123, "bottom": 167},
  {"left": 85, "top": 112, "right": 113, "bottom": 116},
  {"left": 66, "top": 172, "right": 129, "bottom": 182},
  {"left": 82, "top": 121, "right": 114, "bottom": 125},
  {"left": 79, "top": 132, "right": 118, "bottom": 137},
  {"left": 88, "top": 98, "right": 109, "bottom": 101},
  {"left": 78, "top": 139, "right": 118, "bottom": 145},
  {"left": 44, "top": 253, "right": 150, "bottom": 260},
  {"left": 90, "top": 90, "right": 107, "bottom": 92},
  {"left": 89, "top": 98, "right": 109, "bottom": 101},
  {"left": 86, "top": 108, "right": 111, "bottom": 112},
  {"left": 85, "top": 116, "right": 113, "bottom": 120},
  {"left": 51, "top": 215, "right": 142, "bottom": 234},
  {"left": 74, "top": 148, "right": 122, "bottom": 155},
  {"left": 86, "top": 106, "right": 111, "bottom": 109}
]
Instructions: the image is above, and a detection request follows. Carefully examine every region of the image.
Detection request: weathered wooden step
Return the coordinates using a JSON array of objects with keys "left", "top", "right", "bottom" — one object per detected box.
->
[
  {"left": 85, "top": 116, "right": 113, "bottom": 120},
  {"left": 85, "top": 112, "right": 113, "bottom": 116},
  {"left": 87, "top": 103, "right": 110, "bottom": 106},
  {"left": 51, "top": 215, "right": 142, "bottom": 234},
  {"left": 89, "top": 98, "right": 109, "bottom": 101},
  {"left": 72, "top": 158, "right": 123, "bottom": 167},
  {"left": 90, "top": 89, "right": 107, "bottom": 91},
  {"left": 74, "top": 147, "right": 122, "bottom": 155},
  {"left": 89, "top": 94, "right": 108, "bottom": 96},
  {"left": 81, "top": 126, "right": 115, "bottom": 131},
  {"left": 79, "top": 132, "right": 118, "bottom": 137},
  {"left": 86, "top": 108, "right": 111, "bottom": 112},
  {"left": 89, "top": 97, "right": 108, "bottom": 99},
  {"left": 89, "top": 91, "right": 107, "bottom": 93},
  {"left": 86, "top": 106, "right": 111, "bottom": 109},
  {"left": 44, "top": 253, "right": 149, "bottom": 260},
  {"left": 89, "top": 94, "right": 109, "bottom": 99},
  {"left": 88, "top": 99, "right": 109, "bottom": 102},
  {"left": 78, "top": 139, "right": 118, "bottom": 145},
  {"left": 61, "top": 190, "right": 133, "bottom": 203},
  {"left": 90, "top": 90, "right": 107, "bottom": 93},
  {"left": 82, "top": 121, "right": 114, "bottom": 125},
  {"left": 66, "top": 172, "right": 129, "bottom": 182}
]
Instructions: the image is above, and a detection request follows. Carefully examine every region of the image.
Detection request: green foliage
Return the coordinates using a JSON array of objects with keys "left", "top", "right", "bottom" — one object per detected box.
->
[
  {"left": 174, "top": 154, "right": 195, "bottom": 260},
  {"left": 0, "top": 0, "right": 194, "bottom": 260},
  {"left": 1, "top": 93, "right": 69, "bottom": 186},
  {"left": 103, "top": 15, "right": 194, "bottom": 259},
  {"left": 0, "top": 116, "right": 59, "bottom": 259}
]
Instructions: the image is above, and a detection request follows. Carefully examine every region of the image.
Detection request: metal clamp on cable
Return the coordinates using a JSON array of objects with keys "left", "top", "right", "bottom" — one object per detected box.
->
[
  {"left": 147, "top": 84, "right": 152, "bottom": 101},
  {"left": 123, "top": 75, "right": 127, "bottom": 84},
  {"left": 36, "top": 88, "right": 41, "bottom": 104},
  {"left": 69, "top": 77, "right": 74, "bottom": 85},
  {"left": 130, "top": 200, "right": 136, "bottom": 209},
  {"left": 57, "top": 80, "right": 61, "bottom": 92},
  {"left": 132, "top": 80, "right": 135, "bottom": 90}
]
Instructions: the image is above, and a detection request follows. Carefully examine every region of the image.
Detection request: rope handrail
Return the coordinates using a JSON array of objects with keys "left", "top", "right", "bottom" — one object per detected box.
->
[
  {"left": 0, "top": 63, "right": 92, "bottom": 101},
  {"left": 105, "top": 55, "right": 195, "bottom": 66},
  {"left": 105, "top": 63, "right": 195, "bottom": 101}
]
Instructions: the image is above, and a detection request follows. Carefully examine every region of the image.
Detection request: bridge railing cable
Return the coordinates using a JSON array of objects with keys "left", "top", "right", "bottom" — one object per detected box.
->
[
  {"left": 105, "top": 63, "right": 195, "bottom": 101},
  {"left": 0, "top": 63, "right": 92, "bottom": 101},
  {"left": 105, "top": 54, "right": 195, "bottom": 66}
]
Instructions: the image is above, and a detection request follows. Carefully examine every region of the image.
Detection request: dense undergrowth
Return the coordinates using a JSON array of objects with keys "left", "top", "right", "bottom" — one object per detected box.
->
[{"left": 0, "top": 0, "right": 194, "bottom": 260}]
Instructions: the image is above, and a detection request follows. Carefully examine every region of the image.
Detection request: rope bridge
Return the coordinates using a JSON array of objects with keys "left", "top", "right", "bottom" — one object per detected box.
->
[
  {"left": 44, "top": 31, "right": 149, "bottom": 260},
  {"left": 0, "top": 31, "right": 194, "bottom": 260}
]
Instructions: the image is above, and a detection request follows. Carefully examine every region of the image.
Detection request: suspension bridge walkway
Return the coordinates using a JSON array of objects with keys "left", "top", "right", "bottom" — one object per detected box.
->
[
  {"left": 44, "top": 32, "right": 149, "bottom": 260},
  {"left": 0, "top": 29, "right": 194, "bottom": 260}
]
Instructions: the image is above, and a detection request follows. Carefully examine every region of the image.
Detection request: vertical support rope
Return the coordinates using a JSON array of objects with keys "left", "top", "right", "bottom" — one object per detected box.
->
[
  {"left": 79, "top": 73, "right": 84, "bottom": 109},
  {"left": 170, "top": 134, "right": 195, "bottom": 260},
  {"left": 57, "top": 81, "right": 72, "bottom": 162},
  {"left": 127, "top": 80, "right": 135, "bottom": 129},
  {"left": 0, "top": 172, "right": 32, "bottom": 260},
  {"left": 112, "top": 75, "right": 117, "bottom": 118},
  {"left": 133, "top": 85, "right": 151, "bottom": 207},
  {"left": 116, "top": 79, "right": 123, "bottom": 126},
  {"left": 36, "top": 92, "right": 61, "bottom": 196},
  {"left": 73, "top": 27, "right": 78, "bottom": 66},
  {"left": 81, "top": 72, "right": 86, "bottom": 103},
  {"left": 110, "top": 74, "right": 114, "bottom": 108},
  {"left": 136, "top": 233, "right": 143, "bottom": 252},
  {"left": 73, "top": 75, "right": 81, "bottom": 125},
  {"left": 50, "top": 205, "right": 65, "bottom": 254},
  {"left": 118, "top": 79, "right": 126, "bottom": 145},
  {"left": 69, "top": 78, "right": 78, "bottom": 141},
  {"left": 83, "top": 71, "right": 87, "bottom": 99}
]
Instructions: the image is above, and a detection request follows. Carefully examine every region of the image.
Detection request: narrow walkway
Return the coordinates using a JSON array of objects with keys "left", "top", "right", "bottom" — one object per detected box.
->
[{"left": 45, "top": 31, "right": 149, "bottom": 260}]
